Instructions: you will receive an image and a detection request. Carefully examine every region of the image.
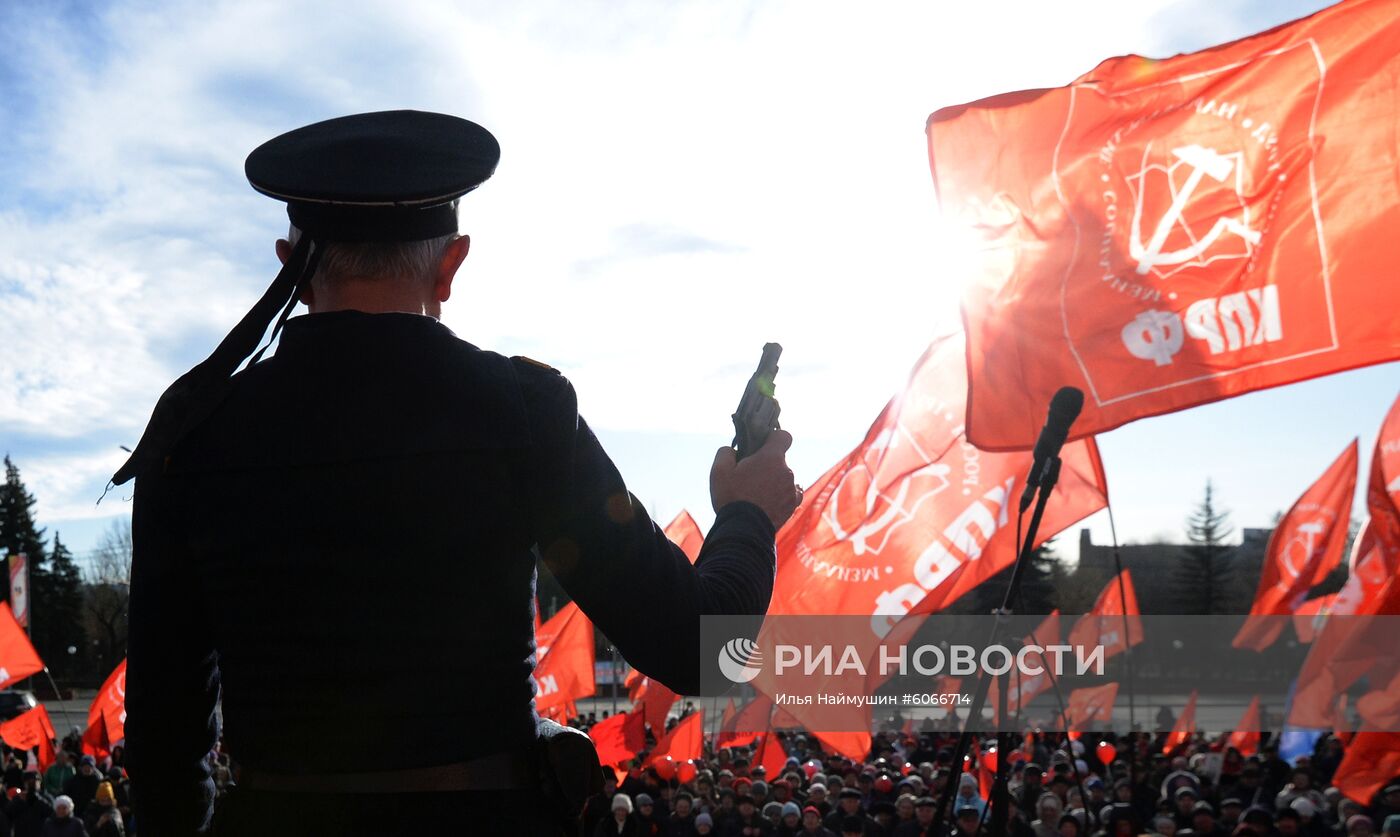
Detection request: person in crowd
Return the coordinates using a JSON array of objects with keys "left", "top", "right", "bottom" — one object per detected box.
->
[
  {"left": 40, "top": 795, "right": 85, "bottom": 837},
  {"left": 61, "top": 758, "right": 99, "bottom": 812},
  {"left": 799, "top": 806, "right": 835, "bottom": 837},
  {"left": 893, "top": 797, "right": 937, "bottom": 837},
  {"left": 1032, "top": 793, "right": 1065, "bottom": 837},
  {"left": 696, "top": 813, "right": 715, "bottom": 836},
  {"left": 42, "top": 753, "right": 74, "bottom": 801},
  {"left": 597, "top": 794, "right": 638, "bottom": 837},
  {"left": 10, "top": 772, "right": 54, "bottom": 837},
  {"left": 81, "top": 782, "right": 123, "bottom": 837}
]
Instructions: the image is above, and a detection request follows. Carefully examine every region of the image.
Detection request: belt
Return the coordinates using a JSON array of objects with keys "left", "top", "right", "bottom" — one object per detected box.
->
[{"left": 239, "top": 750, "right": 535, "bottom": 794}]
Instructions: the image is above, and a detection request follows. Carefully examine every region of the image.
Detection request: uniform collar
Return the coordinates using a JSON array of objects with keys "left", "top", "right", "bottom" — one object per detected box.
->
[{"left": 277, "top": 310, "right": 454, "bottom": 352}]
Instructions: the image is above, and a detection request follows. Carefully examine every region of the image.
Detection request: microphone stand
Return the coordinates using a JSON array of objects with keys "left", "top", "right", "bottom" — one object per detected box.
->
[{"left": 933, "top": 456, "right": 1060, "bottom": 835}]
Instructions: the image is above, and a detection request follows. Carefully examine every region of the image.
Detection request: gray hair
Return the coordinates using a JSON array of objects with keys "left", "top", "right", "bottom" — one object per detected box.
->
[{"left": 288, "top": 226, "right": 456, "bottom": 287}]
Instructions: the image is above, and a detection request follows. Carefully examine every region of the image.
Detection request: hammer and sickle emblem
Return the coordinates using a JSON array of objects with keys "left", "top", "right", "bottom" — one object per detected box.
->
[{"left": 1130, "top": 144, "right": 1262, "bottom": 276}]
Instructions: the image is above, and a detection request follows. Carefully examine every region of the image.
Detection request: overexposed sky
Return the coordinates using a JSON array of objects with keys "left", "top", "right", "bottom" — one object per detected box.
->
[{"left": 1, "top": 0, "right": 1395, "bottom": 568}]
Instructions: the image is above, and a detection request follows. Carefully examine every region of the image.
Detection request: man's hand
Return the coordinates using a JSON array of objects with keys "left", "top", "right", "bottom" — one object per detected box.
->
[{"left": 710, "top": 429, "right": 802, "bottom": 529}]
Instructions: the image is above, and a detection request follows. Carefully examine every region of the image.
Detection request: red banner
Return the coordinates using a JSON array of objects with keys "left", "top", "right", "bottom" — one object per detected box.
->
[
  {"left": 928, "top": 0, "right": 1400, "bottom": 450},
  {"left": 1163, "top": 690, "right": 1199, "bottom": 754},
  {"left": 7, "top": 555, "right": 27, "bottom": 629},
  {"left": 663, "top": 510, "right": 705, "bottom": 563},
  {"left": 0, "top": 603, "right": 42, "bottom": 691},
  {"left": 991, "top": 611, "right": 1060, "bottom": 718},
  {"left": 645, "top": 710, "right": 703, "bottom": 767},
  {"left": 1068, "top": 571, "right": 1142, "bottom": 661},
  {"left": 589, "top": 709, "right": 646, "bottom": 767},
  {"left": 1235, "top": 440, "right": 1357, "bottom": 650},
  {"left": 1291, "top": 394, "right": 1400, "bottom": 726},
  {"left": 533, "top": 603, "right": 595, "bottom": 716},
  {"left": 88, "top": 659, "right": 127, "bottom": 745},
  {"left": 1333, "top": 730, "right": 1400, "bottom": 804},
  {"left": 1227, "top": 696, "right": 1262, "bottom": 757},
  {"left": 0, "top": 706, "right": 54, "bottom": 771},
  {"left": 755, "top": 732, "right": 788, "bottom": 779},
  {"left": 1062, "top": 683, "right": 1118, "bottom": 734}
]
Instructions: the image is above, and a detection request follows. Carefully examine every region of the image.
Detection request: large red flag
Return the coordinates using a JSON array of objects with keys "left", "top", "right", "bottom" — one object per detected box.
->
[
  {"left": 812, "top": 730, "right": 870, "bottom": 763},
  {"left": 1068, "top": 572, "right": 1142, "bottom": 661},
  {"left": 590, "top": 709, "right": 646, "bottom": 767},
  {"left": 1227, "top": 696, "right": 1262, "bottom": 758},
  {"left": 1163, "top": 690, "right": 1199, "bottom": 754},
  {"left": 1062, "top": 683, "right": 1118, "bottom": 734},
  {"left": 534, "top": 603, "right": 596, "bottom": 716},
  {"left": 645, "top": 711, "right": 703, "bottom": 767},
  {"left": 88, "top": 659, "right": 126, "bottom": 744},
  {"left": 1235, "top": 441, "right": 1358, "bottom": 650},
  {"left": 753, "top": 334, "right": 1105, "bottom": 740},
  {"left": 1291, "top": 394, "right": 1400, "bottom": 726},
  {"left": 664, "top": 511, "right": 705, "bottom": 563},
  {"left": 0, "top": 706, "right": 55, "bottom": 771},
  {"left": 1333, "top": 731, "right": 1400, "bottom": 804},
  {"left": 767, "top": 334, "right": 1107, "bottom": 626},
  {"left": 0, "top": 604, "right": 42, "bottom": 691},
  {"left": 928, "top": 0, "right": 1400, "bottom": 451}
]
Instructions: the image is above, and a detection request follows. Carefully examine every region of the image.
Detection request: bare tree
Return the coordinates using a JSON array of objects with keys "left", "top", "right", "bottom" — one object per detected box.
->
[{"left": 84, "top": 520, "right": 131, "bottom": 677}]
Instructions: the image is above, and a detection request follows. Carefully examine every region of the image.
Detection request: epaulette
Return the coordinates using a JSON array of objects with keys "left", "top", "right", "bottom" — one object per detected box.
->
[{"left": 512, "top": 355, "right": 560, "bottom": 375}]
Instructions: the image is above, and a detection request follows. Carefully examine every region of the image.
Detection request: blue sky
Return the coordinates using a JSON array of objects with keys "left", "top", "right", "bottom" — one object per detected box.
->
[{"left": 0, "top": 0, "right": 1394, "bottom": 572}]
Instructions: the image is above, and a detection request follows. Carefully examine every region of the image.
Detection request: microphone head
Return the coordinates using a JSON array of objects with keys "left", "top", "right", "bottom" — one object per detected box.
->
[{"left": 1048, "top": 387, "right": 1085, "bottom": 424}]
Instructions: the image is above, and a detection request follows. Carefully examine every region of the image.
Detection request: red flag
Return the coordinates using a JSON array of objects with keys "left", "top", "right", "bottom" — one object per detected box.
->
[
  {"left": 0, "top": 604, "right": 42, "bottom": 691},
  {"left": 1291, "top": 394, "right": 1400, "bottom": 726},
  {"left": 631, "top": 674, "right": 678, "bottom": 735},
  {"left": 992, "top": 611, "right": 1061, "bottom": 718},
  {"left": 86, "top": 659, "right": 126, "bottom": 745},
  {"left": 756, "top": 732, "right": 788, "bottom": 779},
  {"left": 664, "top": 511, "right": 705, "bottom": 563},
  {"left": 1062, "top": 683, "right": 1118, "bottom": 734},
  {"left": 768, "top": 334, "right": 1106, "bottom": 625},
  {"left": 1293, "top": 594, "right": 1337, "bottom": 643},
  {"left": 1069, "top": 572, "right": 1142, "bottom": 661},
  {"left": 0, "top": 706, "right": 54, "bottom": 771},
  {"left": 645, "top": 710, "right": 703, "bottom": 766},
  {"left": 1163, "top": 690, "right": 1199, "bottom": 754},
  {"left": 928, "top": 1, "right": 1400, "bottom": 450},
  {"left": 1235, "top": 441, "right": 1358, "bottom": 650},
  {"left": 1226, "top": 696, "right": 1261, "bottom": 757},
  {"left": 812, "top": 730, "right": 870, "bottom": 762},
  {"left": 717, "top": 695, "right": 769, "bottom": 749},
  {"left": 1333, "top": 731, "right": 1400, "bottom": 804},
  {"left": 534, "top": 603, "right": 596, "bottom": 716},
  {"left": 753, "top": 335, "right": 1105, "bottom": 738},
  {"left": 590, "top": 709, "right": 646, "bottom": 767}
]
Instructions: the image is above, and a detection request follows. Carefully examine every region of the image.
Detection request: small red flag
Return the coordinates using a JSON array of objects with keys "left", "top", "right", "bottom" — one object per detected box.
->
[
  {"left": 590, "top": 709, "right": 646, "bottom": 767},
  {"left": 0, "top": 604, "right": 42, "bottom": 690},
  {"left": 0, "top": 706, "right": 55, "bottom": 771},
  {"left": 929, "top": 1, "right": 1400, "bottom": 450},
  {"left": 1163, "top": 690, "right": 1199, "bottom": 755},
  {"left": 717, "top": 695, "right": 771, "bottom": 750},
  {"left": 993, "top": 611, "right": 1061, "bottom": 718},
  {"left": 812, "top": 730, "right": 870, "bottom": 763},
  {"left": 645, "top": 711, "right": 704, "bottom": 766},
  {"left": 1333, "top": 730, "right": 1400, "bottom": 804},
  {"left": 756, "top": 732, "right": 788, "bottom": 779},
  {"left": 1062, "top": 683, "right": 1118, "bottom": 735},
  {"left": 1068, "top": 572, "right": 1142, "bottom": 661},
  {"left": 1226, "top": 696, "right": 1261, "bottom": 758},
  {"left": 663, "top": 511, "right": 705, "bottom": 563},
  {"left": 1235, "top": 441, "right": 1357, "bottom": 651},
  {"left": 631, "top": 674, "right": 679, "bottom": 736}
]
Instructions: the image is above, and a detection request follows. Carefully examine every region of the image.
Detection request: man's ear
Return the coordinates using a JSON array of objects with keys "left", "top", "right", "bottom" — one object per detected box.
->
[
  {"left": 275, "top": 238, "right": 292, "bottom": 265},
  {"left": 434, "top": 235, "right": 471, "bottom": 303}
]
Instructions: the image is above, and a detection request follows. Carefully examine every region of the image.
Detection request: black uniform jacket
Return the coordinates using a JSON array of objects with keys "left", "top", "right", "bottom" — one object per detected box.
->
[{"left": 125, "top": 310, "right": 777, "bottom": 832}]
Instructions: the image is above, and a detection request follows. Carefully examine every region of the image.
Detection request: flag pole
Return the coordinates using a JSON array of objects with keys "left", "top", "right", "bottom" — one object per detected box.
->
[
  {"left": 41, "top": 667, "right": 77, "bottom": 744},
  {"left": 1106, "top": 503, "right": 1138, "bottom": 732}
]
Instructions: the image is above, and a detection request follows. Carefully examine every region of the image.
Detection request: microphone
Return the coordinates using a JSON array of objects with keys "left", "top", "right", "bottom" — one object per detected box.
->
[{"left": 1018, "top": 387, "right": 1084, "bottom": 512}]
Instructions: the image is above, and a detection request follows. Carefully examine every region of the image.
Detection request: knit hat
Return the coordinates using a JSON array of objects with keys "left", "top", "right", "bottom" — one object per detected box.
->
[
  {"left": 1291, "top": 798, "right": 1317, "bottom": 817},
  {"left": 695, "top": 813, "right": 713, "bottom": 827},
  {"left": 782, "top": 802, "right": 801, "bottom": 818},
  {"left": 95, "top": 782, "right": 116, "bottom": 806},
  {"left": 611, "top": 794, "right": 633, "bottom": 813},
  {"left": 635, "top": 793, "right": 653, "bottom": 807},
  {"left": 53, "top": 795, "right": 74, "bottom": 814}
]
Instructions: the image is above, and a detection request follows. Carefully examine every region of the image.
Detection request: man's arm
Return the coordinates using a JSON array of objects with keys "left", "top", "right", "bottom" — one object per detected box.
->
[
  {"left": 126, "top": 472, "right": 220, "bottom": 835},
  {"left": 516, "top": 361, "right": 796, "bottom": 695}
]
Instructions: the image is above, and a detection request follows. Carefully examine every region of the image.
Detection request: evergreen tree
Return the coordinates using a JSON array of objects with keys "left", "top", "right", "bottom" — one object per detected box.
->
[
  {"left": 957, "top": 541, "right": 1060, "bottom": 617},
  {"left": 42, "top": 532, "right": 87, "bottom": 680},
  {"left": 0, "top": 456, "right": 48, "bottom": 595},
  {"left": 1177, "top": 480, "right": 1236, "bottom": 614}
]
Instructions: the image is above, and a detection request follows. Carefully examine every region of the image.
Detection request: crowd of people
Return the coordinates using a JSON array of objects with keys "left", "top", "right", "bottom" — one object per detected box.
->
[
  {"left": 0, "top": 730, "right": 131, "bottom": 837},
  {"left": 570, "top": 712, "right": 1400, "bottom": 837}
]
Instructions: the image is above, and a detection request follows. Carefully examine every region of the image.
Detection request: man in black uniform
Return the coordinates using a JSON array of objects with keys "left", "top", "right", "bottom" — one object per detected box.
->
[{"left": 116, "top": 111, "right": 800, "bottom": 836}]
